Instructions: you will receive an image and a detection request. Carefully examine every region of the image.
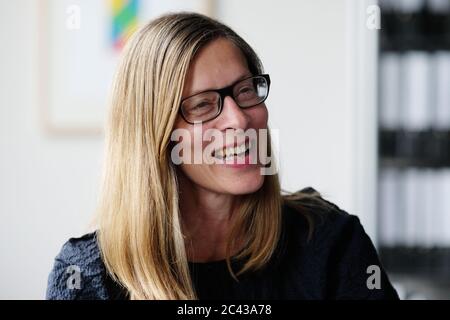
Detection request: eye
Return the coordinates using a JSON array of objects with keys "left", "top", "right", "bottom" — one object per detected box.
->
[
  {"left": 236, "top": 85, "right": 257, "bottom": 100},
  {"left": 183, "top": 93, "right": 219, "bottom": 116},
  {"left": 193, "top": 101, "right": 211, "bottom": 109},
  {"left": 239, "top": 86, "right": 255, "bottom": 94}
]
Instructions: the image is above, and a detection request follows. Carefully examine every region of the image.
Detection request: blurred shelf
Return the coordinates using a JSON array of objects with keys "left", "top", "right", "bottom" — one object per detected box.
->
[
  {"left": 377, "top": 1, "right": 450, "bottom": 291},
  {"left": 379, "top": 129, "right": 450, "bottom": 168},
  {"left": 380, "top": 11, "right": 450, "bottom": 52},
  {"left": 389, "top": 274, "right": 450, "bottom": 299},
  {"left": 379, "top": 246, "right": 450, "bottom": 283}
]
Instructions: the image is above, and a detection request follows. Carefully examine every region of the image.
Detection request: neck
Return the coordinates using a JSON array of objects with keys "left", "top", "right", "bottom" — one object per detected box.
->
[{"left": 177, "top": 171, "right": 242, "bottom": 262}]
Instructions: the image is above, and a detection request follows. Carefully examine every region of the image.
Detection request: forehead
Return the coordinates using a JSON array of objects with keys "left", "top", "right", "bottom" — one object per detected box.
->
[{"left": 182, "top": 38, "right": 251, "bottom": 97}]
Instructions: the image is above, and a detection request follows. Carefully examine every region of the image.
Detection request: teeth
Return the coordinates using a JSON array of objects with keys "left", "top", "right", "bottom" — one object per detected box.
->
[
  {"left": 216, "top": 148, "right": 224, "bottom": 158},
  {"left": 214, "top": 141, "right": 250, "bottom": 159}
]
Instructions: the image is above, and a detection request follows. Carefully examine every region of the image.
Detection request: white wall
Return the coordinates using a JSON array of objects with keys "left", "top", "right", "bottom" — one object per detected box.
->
[
  {"left": 0, "top": 0, "right": 378, "bottom": 299},
  {"left": 0, "top": 0, "right": 104, "bottom": 299}
]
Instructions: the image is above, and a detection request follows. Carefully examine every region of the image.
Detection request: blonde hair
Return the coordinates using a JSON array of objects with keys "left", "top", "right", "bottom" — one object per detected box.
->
[{"left": 94, "top": 12, "right": 323, "bottom": 300}]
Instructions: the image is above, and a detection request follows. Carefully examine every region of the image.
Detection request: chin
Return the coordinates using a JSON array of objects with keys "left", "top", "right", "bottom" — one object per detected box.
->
[{"left": 224, "top": 174, "right": 265, "bottom": 195}]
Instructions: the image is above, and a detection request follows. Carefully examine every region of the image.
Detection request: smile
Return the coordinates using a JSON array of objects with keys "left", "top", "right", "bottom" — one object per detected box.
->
[{"left": 212, "top": 139, "right": 251, "bottom": 160}]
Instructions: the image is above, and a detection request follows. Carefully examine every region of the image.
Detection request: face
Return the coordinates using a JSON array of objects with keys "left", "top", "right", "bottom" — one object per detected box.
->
[{"left": 172, "top": 38, "right": 269, "bottom": 195}]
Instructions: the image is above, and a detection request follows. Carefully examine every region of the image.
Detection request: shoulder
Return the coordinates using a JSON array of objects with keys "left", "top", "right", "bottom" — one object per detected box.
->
[
  {"left": 46, "top": 232, "right": 111, "bottom": 300},
  {"left": 280, "top": 187, "right": 399, "bottom": 299},
  {"left": 55, "top": 232, "right": 101, "bottom": 266},
  {"left": 282, "top": 187, "right": 360, "bottom": 245}
]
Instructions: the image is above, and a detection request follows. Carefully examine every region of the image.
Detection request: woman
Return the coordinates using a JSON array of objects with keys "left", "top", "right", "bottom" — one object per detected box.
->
[{"left": 46, "top": 12, "right": 399, "bottom": 300}]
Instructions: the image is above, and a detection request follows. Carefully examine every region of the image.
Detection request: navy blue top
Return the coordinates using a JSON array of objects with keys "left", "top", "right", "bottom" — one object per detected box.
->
[{"left": 46, "top": 188, "right": 399, "bottom": 300}]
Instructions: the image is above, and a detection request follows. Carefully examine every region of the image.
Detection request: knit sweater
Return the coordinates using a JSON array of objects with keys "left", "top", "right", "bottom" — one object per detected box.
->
[{"left": 46, "top": 188, "right": 399, "bottom": 300}]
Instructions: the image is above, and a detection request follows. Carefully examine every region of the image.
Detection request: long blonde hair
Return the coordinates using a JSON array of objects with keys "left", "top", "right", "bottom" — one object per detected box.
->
[{"left": 95, "top": 12, "right": 322, "bottom": 300}]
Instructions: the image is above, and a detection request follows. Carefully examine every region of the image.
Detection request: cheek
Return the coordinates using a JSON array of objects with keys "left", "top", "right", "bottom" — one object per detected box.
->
[
  {"left": 173, "top": 115, "right": 188, "bottom": 131},
  {"left": 246, "top": 105, "right": 268, "bottom": 128},
  {"left": 171, "top": 120, "right": 215, "bottom": 168}
]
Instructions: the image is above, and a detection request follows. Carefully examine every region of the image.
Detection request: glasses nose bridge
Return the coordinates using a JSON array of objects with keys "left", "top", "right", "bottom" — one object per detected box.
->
[{"left": 217, "top": 84, "right": 236, "bottom": 105}]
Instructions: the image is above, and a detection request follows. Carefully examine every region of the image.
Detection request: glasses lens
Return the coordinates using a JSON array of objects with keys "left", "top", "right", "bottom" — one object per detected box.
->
[
  {"left": 181, "top": 91, "right": 220, "bottom": 123},
  {"left": 233, "top": 76, "right": 268, "bottom": 107}
]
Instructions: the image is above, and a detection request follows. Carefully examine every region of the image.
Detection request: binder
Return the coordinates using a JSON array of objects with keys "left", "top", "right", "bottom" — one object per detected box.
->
[
  {"left": 403, "top": 168, "right": 421, "bottom": 247},
  {"left": 379, "top": 167, "right": 401, "bottom": 246},
  {"left": 396, "top": 0, "right": 425, "bottom": 13},
  {"left": 379, "top": 53, "right": 401, "bottom": 130},
  {"left": 400, "top": 51, "right": 432, "bottom": 131},
  {"left": 433, "top": 51, "right": 450, "bottom": 130},
  {"left": 433, "top": 168, "right": 449, "bottom": 247},
  {"left": 442, "top": 169, "right": 450, "bottom": 246},
  {"left": 422, "top": 169, "right": 435, "bottom": 248},
  {"left": 427, "top": 0, "right": 450, "bottom": 13}
]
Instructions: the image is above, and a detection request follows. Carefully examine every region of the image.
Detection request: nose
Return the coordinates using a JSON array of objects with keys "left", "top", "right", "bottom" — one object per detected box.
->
[{"left": 216, "top": 96, "right": 250, "bottom": 130}]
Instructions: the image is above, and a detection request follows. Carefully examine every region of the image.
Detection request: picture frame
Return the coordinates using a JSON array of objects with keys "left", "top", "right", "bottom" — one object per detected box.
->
[{"left": 37, "top": 0, "right": 215, "bottom": 136}]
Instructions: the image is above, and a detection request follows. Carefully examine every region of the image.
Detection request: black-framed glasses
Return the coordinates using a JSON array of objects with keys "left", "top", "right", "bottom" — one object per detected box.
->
[{"left": 179, "top": 74, "right": 271, "bottom": 124}]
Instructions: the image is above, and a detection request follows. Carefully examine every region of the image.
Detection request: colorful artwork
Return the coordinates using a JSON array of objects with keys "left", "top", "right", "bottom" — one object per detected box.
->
[
  {"left": 111, "top": 0, "right": 139, "bottom": 50},
  {"left": 39, "top": 0, "right": 212, "bottom": 135}
]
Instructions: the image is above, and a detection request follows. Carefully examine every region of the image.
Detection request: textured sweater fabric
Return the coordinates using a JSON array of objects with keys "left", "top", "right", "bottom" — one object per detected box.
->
[{"left": 46, "top": 188, "right": 399, "bottom": 300}]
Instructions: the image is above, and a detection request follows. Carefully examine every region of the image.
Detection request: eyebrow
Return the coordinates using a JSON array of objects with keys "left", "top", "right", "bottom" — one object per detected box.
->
[{"left": 183, "top": 72, "right": 253, "bottom": 100}]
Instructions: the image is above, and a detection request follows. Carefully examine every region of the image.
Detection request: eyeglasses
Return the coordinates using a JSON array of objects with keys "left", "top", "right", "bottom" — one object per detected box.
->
[{"left": 179, "top": 74, "right": 271, "bottom": 124}]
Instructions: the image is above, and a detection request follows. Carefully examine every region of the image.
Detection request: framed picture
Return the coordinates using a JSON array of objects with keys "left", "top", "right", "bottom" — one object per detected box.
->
[{"left": 38, "top": 0, "right": 215, "bottom": 135}]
